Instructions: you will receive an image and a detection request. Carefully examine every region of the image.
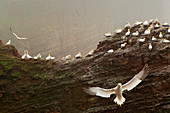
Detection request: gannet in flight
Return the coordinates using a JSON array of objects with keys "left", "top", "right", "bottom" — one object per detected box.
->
[
  {"left": 84, "top": 64, "right": 149, "bottom": 106},
  {"left": 10, "top": 28, "right": 28, "bottom": 40},
  {"left": 6, "top": 40, "right": 11, "bottom": 45}
]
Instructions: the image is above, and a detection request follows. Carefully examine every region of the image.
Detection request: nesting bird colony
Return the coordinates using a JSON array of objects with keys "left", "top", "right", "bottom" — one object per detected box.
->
[
  {"left": 4, "top": 18, "right": 170, "bottom": 61},
  {"left": 105, "top": 17, "right": 170, "bottom": 52}
]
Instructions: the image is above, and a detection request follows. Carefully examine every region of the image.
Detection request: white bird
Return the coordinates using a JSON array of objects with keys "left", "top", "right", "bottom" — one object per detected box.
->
[
  {"left": 104, "top": 32, "right": 111, "bottom": 37},
  {"left": 151, "top": 36, "right": 157, "bottom": 41},
  {"left": 125, "top": 22, "right": 130, "bottom": 28},
  {"left": 75, "top": 52, "right": 82, "bottom": 58},
  {"left": 26, "top": 50, "right": 32, "bottom": 59},
  {"left": 34, "top": 53, "right": 42, "bottom": 59},
  {"left": 139, "top": 38, "right": 146, "bottom": 42},
  {"left": 168, "top": 27, "right": 170, "bottom": 33},
  {"left": 135, "top": 21, "right": 143, "bottom": 25},
  {"left": 125, "top": 29, "right": 130, "bottom": 36},
  {"left": 21, "top": 50, "right": 27, "bottom": 59},
  {"left": 144, "top": 27, "right": 150, "bottom": 35},
  {"left": 163, "top": 22, "right": 169, "bottom": 26},
  {"left": 107, "top": 49, "right": 114, "bottom": 53},
  {"left": 154, "top": 23, "right": 159, "bottom": 28},
  {"left": 86, "top": 50, "right": 94, "bottom": 56},
  {"left": 143, "top": 20, "right": 149, "bottom": 26},
  {"left": 132, "top": 31, "right": 139, "bottom": 36},
  {"left": 116, "top": 28, "right": 122, "bottom": 34},
  {"left": 6, "top": 40, "right": 11, "bottom": 45},
  {"left": 162, "top": 39, "right": 170, "bottom": 43},
  {"left": 65, "top": 55, "right": 71, "bottom": 60},
  {"left": 159, "top": 32, "right": 163, "bottom": 38},
  {"left": 10, "top": 28, "right": 28, "bottom": 40},
  {"left": 46, "top": 54, "right": 55, "bottom": 60},
  {"left": 148, "top": 43, "right": 152, "bottom": 50},
  {"left": 149, "top": 19, "right": 154, "bottom": 23},
  {"left": 84, "top": 64, "right": 149, "bottom": 106},
  {"left": 121, "top": 42, "right": 127, "bottom": 48}
]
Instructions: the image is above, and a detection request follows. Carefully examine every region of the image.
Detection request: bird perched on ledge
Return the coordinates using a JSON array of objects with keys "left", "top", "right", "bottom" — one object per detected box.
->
[{"left": 84, "top": 64, "right": 149, "bottom": 106}]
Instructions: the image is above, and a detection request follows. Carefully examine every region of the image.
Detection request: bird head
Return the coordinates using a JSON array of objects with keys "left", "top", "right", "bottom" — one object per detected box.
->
[
  {"left": 48, "top": 54, "right": 51, "bottom": 56},
  {"left": 160, "top": 32, "right": 162, "bottom": 35},
  {"left": 168, "top": 27, "right": 170, "bottom": 30},
  {"left": 152, "top": 36, "right": 154, "bottom": 39},
  {"left": 149, "top": 43, "right": 152, "bottom": 45},
  {"left": 124, "top": 42, "right": 127, "bottom": 45},
  {"left": 144, "top": 38, "right": 146, "bottom": 40},
  {"left": 128, "top": 29, "right": 130, "bottom": 31},
  {"left": 147, "top": 27, "right": 150, "bottom": 31},
  {"left": 117, "top": 83, "right": 122, "bottom": 88},
  {"left": 120, "top": 27, "right": 122, "bottom": 30},
  {"left": 26, "top": 50, "right": 28, "bottom": 54}
]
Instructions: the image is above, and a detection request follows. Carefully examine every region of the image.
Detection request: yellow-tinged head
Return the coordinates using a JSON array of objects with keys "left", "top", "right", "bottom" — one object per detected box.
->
[
  {"left": 120, "top": 27, "right": 122, "bottom": 29},
  {"left": 160, "top": 32, "right": 162, "bottom": 34},
  {"left": 48, "top": 54, "right": 51, "bottom": 56},
  {"left": 128, "top": 29, "right": 130, "bottom": 31},
  {"left": 144, "top": 38, "right": 146, "bottom": 40},
  {"left": 124, "top": 42, "right": 127, "bottom": 45},
  {"left": 168, "top": 27, "right": 170, "bottom": 29},
  {"left": 26, "top": 50, "right": 28, "bottom": 54},
  {"left": 149, "top": 43, "right": 152, "bottom": 45},
  {"left": 117, "top": 83, "right": 122, "bottom": 88}
]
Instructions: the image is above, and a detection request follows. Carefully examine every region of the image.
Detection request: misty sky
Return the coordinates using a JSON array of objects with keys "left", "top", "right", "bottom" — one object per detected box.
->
[{"left": 0, "top": 0, "right": 169, "bottom": 58}]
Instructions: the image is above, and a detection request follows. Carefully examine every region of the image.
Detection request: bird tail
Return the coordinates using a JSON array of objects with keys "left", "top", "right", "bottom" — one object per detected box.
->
[{"left": 114, "top": 96, "right": 126, "bottom": 106}]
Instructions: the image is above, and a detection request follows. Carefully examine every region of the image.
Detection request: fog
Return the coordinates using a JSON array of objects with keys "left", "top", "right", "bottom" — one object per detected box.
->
[{"left": 0, "top": 0, "right": 169, "bottom": 58}]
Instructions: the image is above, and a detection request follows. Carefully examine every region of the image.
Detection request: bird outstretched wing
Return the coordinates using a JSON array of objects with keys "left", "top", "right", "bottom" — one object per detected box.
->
[
  {"left": 83, "top": 87, "right": 116, "bottom": 98},
  {"left": 10, "top": 27, "right": 28, "bottom": 40},
  {"left": 122, "top": 64, "right": 149, "bottom": 91}
]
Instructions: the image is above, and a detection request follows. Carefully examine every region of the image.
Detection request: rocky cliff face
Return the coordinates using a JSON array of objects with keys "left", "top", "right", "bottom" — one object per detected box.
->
[{"left": 0, "top": 22, "right": 170, "bottom": 113}]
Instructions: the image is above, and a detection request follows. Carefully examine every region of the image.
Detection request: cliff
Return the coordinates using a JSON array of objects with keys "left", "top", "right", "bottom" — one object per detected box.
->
[{"left": 0, "top": 24, "right": 170, "bottom": 112}]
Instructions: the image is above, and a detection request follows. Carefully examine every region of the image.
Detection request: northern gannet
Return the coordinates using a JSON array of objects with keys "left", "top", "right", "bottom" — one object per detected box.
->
[
  {"left": 75, "top": 52, "right": 82, "bottom": 58},
  {"left": 125, "top": 22, "right": 130, "bottom": 28},
  {"left": 104, "top": 32, "right": 112, "bottom": 37},
  {"left": 149, "top": 19, "right": 154, "bottom": 24},
  {"left": 34, "top": 53, "right": 42, "bottom": 59},
  {"left": 162, "top": 39, "right": 170, "bottom": 43},
  {"left": 143, "top": 20, "right": 149, "bottom": 26},
  {"left": 151, "top": 36, "right": 157, "bottom": 41},
  {"left": 65, "top": 55, "right": 71, "bottom": 60},
  {"left": 132, "top": 31, "right": 139, "bottom": 36},
  {"left": 116, "top": 28, "right": 122, "bottom": 34},
  {"left": 86, "top": 50, "right": 94, "bottom": 56},
  {"left": 148, "top": 43, "right": 152, "bottom": 50},
  {"left": 84, "top": 64, "right": 149, "bottom": 106},
  {"left": 6, "top": 40, "right": 11, "bottom": 45},
  {"left": 46, "top": 54, "right": 55, "bottom": 60},
  {"left": 125, "top": 29, "right": 130, "bottom": 36},
  {"left": 139, "top": 38, "right": 146, "bottom": 42},
  {"left": 168, "top": 27, "right": 170, "bottom": 33},
  {"left": 159, "top": 32, "right": 163, "bottom": 38},
  {"left": 121, "top": 42, "right": 127, "bottom": 48},
  {"left": 135, "top": 21, "right": 143, "bottom": 25},
  {"left": 21, "top": 50, "right": 27, "bottom": 59},
  {"left": 26, "top": 50, "right": 32, "bottom": 59},
  {"left": 163, "top": 22, "right": 169, "bottom": 26},
  {"left": 107, "top": 49, "right": 114, "bottom": 53},
  {"left": 10, "top": 28, "right": 28, "bottom": 40},
  {"left": 154, "top": 23, "right": 159, "bottom": 28},
  {"left": 144, "top": 27, "right": 150, "bottom": 35}
]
